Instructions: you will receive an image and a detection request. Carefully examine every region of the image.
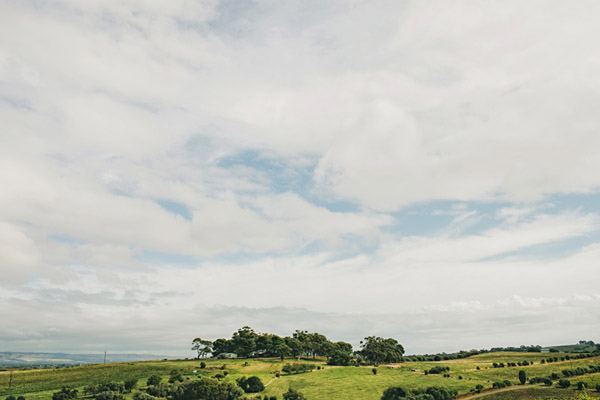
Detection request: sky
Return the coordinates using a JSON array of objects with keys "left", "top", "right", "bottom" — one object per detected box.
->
[{"left": 1, "top": 0, "right": 600, "bottom": 356}]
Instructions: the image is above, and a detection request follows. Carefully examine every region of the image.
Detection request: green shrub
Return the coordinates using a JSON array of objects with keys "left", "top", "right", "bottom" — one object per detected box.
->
[
  {"left": 147, "top": 375, "right": 161, "bottom": 386},
  {"left": 282, "top": 388, "right": 305, "bottom": 400},
  {"left": 236, "top": 376, "right": 265, "bottom": 393},
  {"left": 558, "top": 379, "right": 571, "bottom": 388}
]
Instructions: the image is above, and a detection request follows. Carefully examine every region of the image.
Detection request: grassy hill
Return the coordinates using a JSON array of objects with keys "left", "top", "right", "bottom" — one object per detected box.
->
[{"left": 1, "top": 352, "right": 600, "bottom": 400}]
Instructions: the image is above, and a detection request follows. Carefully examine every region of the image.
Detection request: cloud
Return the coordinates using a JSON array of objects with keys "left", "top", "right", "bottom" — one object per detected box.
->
[{"left": 1, "top": 0, "right": 600, "bottom": 353}]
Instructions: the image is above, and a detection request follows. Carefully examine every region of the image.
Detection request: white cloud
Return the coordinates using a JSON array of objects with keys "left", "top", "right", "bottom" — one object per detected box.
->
[{"left": 1, "top": 0, "right": 600, "bottom": 353}]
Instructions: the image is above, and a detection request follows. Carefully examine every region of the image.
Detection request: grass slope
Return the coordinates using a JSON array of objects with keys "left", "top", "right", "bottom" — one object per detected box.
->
[{"left": 2, "top": 352, "right": 600, "bottom": 400}]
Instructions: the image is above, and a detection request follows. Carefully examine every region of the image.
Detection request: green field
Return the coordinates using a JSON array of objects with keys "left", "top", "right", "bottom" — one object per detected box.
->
[{"left": 2, "top": 352, "right": 600, "bottom": 400}]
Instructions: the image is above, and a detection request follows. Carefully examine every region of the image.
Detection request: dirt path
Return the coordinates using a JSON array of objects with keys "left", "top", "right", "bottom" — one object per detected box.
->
[{"left": 457, "top": 384, "right": 547, "bottom": 399}]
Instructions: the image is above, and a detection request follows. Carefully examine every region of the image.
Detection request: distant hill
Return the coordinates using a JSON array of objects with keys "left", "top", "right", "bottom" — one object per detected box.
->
[
  {"left": 0, "top": 351, "right": 172, "bottom": 367},
  {"left": 542, "top": 341, "right": 598, "bottom": 353}
]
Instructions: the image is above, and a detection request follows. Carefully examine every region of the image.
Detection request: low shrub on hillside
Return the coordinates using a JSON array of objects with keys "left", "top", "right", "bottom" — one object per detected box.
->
[
  {"left": 381, "top": 386, "right": 456, "bottom": 400},
  {"left": 282, "top": 388, "right": 305, "bottom": 400},
  {"left": 281, "top": 363, "right": 315, "bottom": 375},
  {"left": 558, "top": 379, "right": 571, "bottom": 388},
  {"left": 426, "top": 366, "right": 450, "bottom": 375}
]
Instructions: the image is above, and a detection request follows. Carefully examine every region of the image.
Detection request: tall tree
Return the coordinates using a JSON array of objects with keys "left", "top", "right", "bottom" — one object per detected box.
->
[{"left": 191, "top": 338, "right": 213, "bottom": 359}]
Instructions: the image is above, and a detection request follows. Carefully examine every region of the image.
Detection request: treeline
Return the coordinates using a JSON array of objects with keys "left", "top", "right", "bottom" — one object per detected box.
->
[
  {"left": 402, "top": 345, "right": 543, "bottom": 362},
  {"left": 192, "top": 327, "right": 405, "bottom": 365}
]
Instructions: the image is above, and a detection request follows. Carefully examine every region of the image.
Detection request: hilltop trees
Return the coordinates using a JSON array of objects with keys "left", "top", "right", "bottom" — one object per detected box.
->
[
  {"left": 198, "top": 327, "right": 355, "bottom": 363},
  {"left": 358, "top": 336, "right": 405, "bottom": 364}
]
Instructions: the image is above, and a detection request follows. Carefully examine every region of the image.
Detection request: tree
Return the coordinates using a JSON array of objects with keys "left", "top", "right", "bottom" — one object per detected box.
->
[
  {"left": 518, "top": 370, "right": 527, "bottom": 385},
  {"left": 380, "top": 387, "right": 407, "bottom": 400},
  {"left": 192, "top": 338, "right": 213, "bottom": 359},
  {"left": 231, "top": 327, "right": 258, "bottom": 357},
  {"left": 173, "top": 379, "right": 243, "bottom": 400},
  {"left": 358, "top": 337, "right": 405, "bottom": 364},
  {"left": 236, "top": 376, "right": 265, "bottom": 393},
  {"left": 282, "top": 388, "right": 306, "bottom": 400}
]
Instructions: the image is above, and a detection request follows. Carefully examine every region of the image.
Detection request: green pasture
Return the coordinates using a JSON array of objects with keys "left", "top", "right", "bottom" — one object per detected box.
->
[{"left": 2, "top": 352, "right": 600, "bottom": 400}]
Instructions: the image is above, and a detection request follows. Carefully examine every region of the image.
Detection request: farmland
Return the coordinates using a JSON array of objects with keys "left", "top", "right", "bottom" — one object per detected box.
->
[{"left": 2, "top": 352, "right": 600, "bottom": 400}]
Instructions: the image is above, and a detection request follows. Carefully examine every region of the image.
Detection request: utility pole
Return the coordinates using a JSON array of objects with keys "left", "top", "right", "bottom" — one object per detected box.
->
[{"left": 104, "top": 350, "right": 107, "bottom": 364}]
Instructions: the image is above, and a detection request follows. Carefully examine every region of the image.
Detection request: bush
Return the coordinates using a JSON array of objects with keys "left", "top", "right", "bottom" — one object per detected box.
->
[
  {"left": 577, "top": 382, "right": 587, "bottom": 391},
  {"left": 381, "top": 387, "right": 408, "bottom": 400},
  {"left": 17, "top": 397, "right": 25, "bottom": 400},
  {"left": 94, "top": 392, "right": 124, "bottom": 400},
  {"left": 372, "top": 368, "right": 378, "bottom": 375},
  {"left": 124, "top": 380, "right": 137, "bottom": 392},
  {"left": 327, "top": 351, "right": 353, "bottom": 366},
  {"left": 596, "top": 384, "right": 600, "bottom": 393},
  {"left": 169, "top": 370, "right": 184, "bottom": 383},
  {"left": 147, "top": 375, "right": 161, "bottom": 386},
  {"left": 281, "top": 364, "right": 315, "bottom": 375},
  {"left": 473, "top": 385, "right": 484, "bottom": 393},
  {"left": 236, "top": 376, "right": 265, "bottom": 393},
  {"left": 200, "top": 361, "right": 206, "bottom": 369},
  {"left": 172, "top": 379, "right": 244, "bottom": 400},
  {"left": 558, "top": 379, "right": 571, "bottom": 388},
  {"left": 282, "top": 388, "right": 306, "bottom": 400},
  {"left": 6, "top": 396, "right": 16, "bottom": 400},
  {"left": 427, "top": 366, "right": 450, "bottom": 375},
  {"left": 52, "top": 387, "right": 78, "bottom": 400}
]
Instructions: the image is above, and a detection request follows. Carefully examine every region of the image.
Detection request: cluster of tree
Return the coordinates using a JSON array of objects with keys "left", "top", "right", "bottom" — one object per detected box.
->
[
  {"left": 281, "top": 363, "right": 315, "bottom": 375},
  {"left": 193, "top": 327, "right": 407, "bottom": 366},
  {"left": 562, "top": 364, "right": 600, "bottom": 377},
  {"left": 490, "top": 345, "right": 542, "bottom": 352},
  {"left": 381, "top": 386, "right": 457, "bottom": 400},
  {"left": 193, "top": 327, "right": 354, "bottom": 363},
  {"left": 5, "top": 396, "right": 26, "bottom": 400},
  {"left": 425, "top": 366, "right": 450, "bottom": 375},
  {"left": 541, "top": 352, "right": 600, "bottom": 365},
  {"left": 492, "top": 380, "right": 512, "bottom": 389},
  {"left": 401, "top": 350, "right": 484, "bottom": 362}
]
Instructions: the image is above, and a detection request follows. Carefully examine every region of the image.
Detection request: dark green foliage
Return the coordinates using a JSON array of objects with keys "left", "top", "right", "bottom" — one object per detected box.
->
[
  {"left": 473, "top": 385, "right": 484, "bottom": 393},
  {"left": 236, "top": 376, "right": 264, "bottom": 393},
  {"left": 528, "top": 377, "right": 552, "bottom": 386},
  {"left": 381, "top": 387, "right": 408, "bottom": 400},
  {"left": 427, "top": 366, "right": 450, "bottom": 375},
  {"left": 146, "top": 375, "right": 161, "bottom": 386},
  {"left": 200, "top": 361, "right": 207, "bottom": 369},
  {"left": 282, "top": 388, "right": 306, "bottom": 400},
  {"left": 358, "top": 336, "right": 405, "bottom": 364},
  {"left": 327, "top": 350, "right": 354, "bottom": 366},
  {"left": 172, "top": 378, "right": 243, "bottom": 400},
  {"left": 558, "top": 379, "right": 571, "bottom": 388},
  {"left": 518, "top": 370, "right": 527, "bottom": 384},
  {"left": 6, "top": 396, "right": 16, "bottom": 400},
  {"left": 381, "top": 386, "right": 456, "bottom": 400},
  {"left": 94, "top": 392, "right": 124, "bottom": 400},
  {"left": 577, "top": 381, "right": 587, "bottom": 390},
  {"left": 492, "top": 380, "right": 513, "bottom": 389},
  {"left": 281, "top": 363, "right": 315, "bottom": 375},
  {"left": 17, "top": 397, "right": 25, "bottom": 400},
  {"left": 52, "top": 387, "right": 78, "bottom": 400},
  {"left": 124, "top": 379, "right": 137, "bottom": 392},
  {"left": 372, "top": 368, "right": 378, "bottom": 375},
  {"left": 169, "top": 370, "right": 184, "bottom": 383}
]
